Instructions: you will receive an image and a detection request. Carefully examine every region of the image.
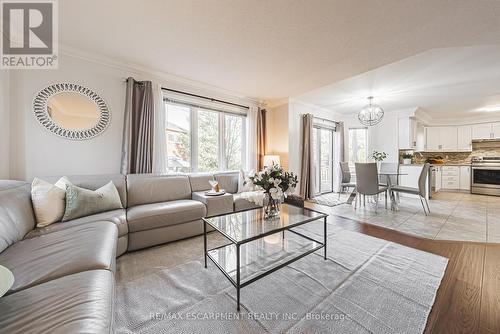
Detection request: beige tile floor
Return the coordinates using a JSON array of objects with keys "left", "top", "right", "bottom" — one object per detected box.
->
[{"left": 306, "top": 191, "right": 500, "bottom": 243}]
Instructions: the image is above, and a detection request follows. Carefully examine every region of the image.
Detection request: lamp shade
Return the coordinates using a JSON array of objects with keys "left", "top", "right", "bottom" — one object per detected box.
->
[{"left": 263, "top": 155, "right": 281, "bottom": 167}]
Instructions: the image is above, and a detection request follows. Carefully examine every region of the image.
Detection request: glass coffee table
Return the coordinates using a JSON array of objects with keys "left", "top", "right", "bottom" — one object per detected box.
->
[{"left": 203, "top": 204, "right": 328, "bottom": 311}]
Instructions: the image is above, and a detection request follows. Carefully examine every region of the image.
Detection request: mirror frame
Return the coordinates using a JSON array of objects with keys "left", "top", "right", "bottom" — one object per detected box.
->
[{"left": 33, "top": 83, "right": 110, "bottom": 140}]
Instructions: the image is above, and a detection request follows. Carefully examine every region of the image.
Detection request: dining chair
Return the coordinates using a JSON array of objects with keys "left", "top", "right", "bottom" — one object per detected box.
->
[
  {"left": 389, "top": 163, "right": 430, "bottom": 215},
  {"left": 378, "top": 162, "right": 399, "bottom": 186},
  {"left": 379, "top": 162, "right": 400, "bottom": 203},
  {"left": 354, "top": 163, "right": 388, "bottom": 212},
  {"left": 338, "top": 162, "right": 356, "bottom": 199}
]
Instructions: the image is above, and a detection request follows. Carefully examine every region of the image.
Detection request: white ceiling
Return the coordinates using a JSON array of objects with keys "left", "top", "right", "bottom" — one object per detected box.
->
[
  {"left": 60, "top": 0, "right": 500, "bottom": 101},
  {"left": 297, "top": 45, "right": 500, "bottom": 120}
]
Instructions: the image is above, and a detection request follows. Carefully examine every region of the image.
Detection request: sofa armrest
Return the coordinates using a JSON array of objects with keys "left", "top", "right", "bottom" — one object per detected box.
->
[{"left": 192, "top": 192, "right": 234, "bottom": 217}]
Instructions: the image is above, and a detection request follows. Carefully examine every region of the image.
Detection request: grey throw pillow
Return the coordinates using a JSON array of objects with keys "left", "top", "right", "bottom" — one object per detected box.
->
[{"left": 62, "top": 181, "right": 123, "bottom": 221}]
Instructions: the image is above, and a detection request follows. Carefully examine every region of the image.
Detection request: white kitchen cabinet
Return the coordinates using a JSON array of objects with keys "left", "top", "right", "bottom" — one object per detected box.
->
[
  {"left": 492, "top": 122, "right": 500, "bottom": 139},
  {"left": 425, "top": 126, "right": 457, "bottom": 152},
  {"left": 434, "top": 166, "right": 442, "bottom": 192},
  {"left": 398, "top": 118, "right": 425, "bottom": 151},
  {"left": 472, "top": 123, "right": 494, "bottom": 140},
  {"left": 425, "top": 127, "right": 441, "bottom": 151},
  {"left": 440, "top": 166, "right": 459, "bottom": 190},
  {"left": 457, "top": 125, "right": 472, "bottom": 151},
  {"left": 459, "top": 166, "right": 471, "bottom": 191},
  {"left": 440, "top": 127, "right": 458, "bottom": 151}
]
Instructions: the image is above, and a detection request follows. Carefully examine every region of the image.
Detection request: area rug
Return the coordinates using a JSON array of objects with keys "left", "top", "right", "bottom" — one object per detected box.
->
[
  {"left": 115, "top": 225, "right": 448, "bottom": 334},
  {"left": 308, "top": 192, "right": 347, "bottom": 207}
]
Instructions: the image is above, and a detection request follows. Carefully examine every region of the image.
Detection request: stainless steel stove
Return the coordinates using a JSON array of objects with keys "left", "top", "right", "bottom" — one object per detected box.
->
[{"left": 471, "top": 157, "right": 500, "bottom": 196}]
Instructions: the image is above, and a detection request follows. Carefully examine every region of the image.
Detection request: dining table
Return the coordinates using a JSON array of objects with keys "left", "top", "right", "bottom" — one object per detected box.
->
[{"left": 346, "top": 172, "right": 407, "bottom": 211}]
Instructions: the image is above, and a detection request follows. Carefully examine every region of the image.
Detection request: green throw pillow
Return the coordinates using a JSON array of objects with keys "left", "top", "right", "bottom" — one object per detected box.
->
[{"left": 62, "top": 181, "right": 123, "bottom": 221}]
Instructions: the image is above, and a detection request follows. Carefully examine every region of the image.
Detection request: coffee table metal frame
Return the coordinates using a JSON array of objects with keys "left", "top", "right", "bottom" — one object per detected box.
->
[{"left": 203, "top": 205, "right": 328, "bottom": 311}]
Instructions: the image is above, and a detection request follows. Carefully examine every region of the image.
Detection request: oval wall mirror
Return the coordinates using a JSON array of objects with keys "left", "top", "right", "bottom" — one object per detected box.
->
[{"left": 33, "top": 83, "right": 110, "bottom": 140}]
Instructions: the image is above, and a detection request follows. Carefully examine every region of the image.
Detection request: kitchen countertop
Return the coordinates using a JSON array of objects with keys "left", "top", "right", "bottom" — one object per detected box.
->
[{"left": 402, "top": 163, "right": 471, "bottom": 166}]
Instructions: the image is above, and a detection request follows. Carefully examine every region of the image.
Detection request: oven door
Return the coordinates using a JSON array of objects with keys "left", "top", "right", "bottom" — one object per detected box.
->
[{"left": 471, "top": 166, "right": 500, "bottom": 195}]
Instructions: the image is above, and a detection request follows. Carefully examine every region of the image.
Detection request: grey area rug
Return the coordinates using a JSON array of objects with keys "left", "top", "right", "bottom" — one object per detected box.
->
[
  {"left": 115, "top": 224, "right": 448, "bottom": 334},
  {"left": 308, "top": 192, "right": 347, "bottom": 207}
]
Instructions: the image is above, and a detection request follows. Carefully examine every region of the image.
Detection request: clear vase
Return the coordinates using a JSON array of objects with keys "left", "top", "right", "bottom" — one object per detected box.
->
[{"left": 263, "top": 192, "right": 281, "bottom": 219}]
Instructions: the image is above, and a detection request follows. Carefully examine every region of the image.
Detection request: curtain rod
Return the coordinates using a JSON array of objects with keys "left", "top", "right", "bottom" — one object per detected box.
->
[
  {"left": 313, "top": 115, "right": 340, "bottom": 124},
  {"left": 125, "top": 78, "right": 250, "bottom": 110},
  {"left": 162, "top": 87, "right": 249, "bottom": 110}
]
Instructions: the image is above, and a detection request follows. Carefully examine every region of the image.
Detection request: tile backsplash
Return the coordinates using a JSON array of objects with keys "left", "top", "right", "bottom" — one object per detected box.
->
[{"left": 400, "top": 147, "right": 500, "bottom": 164}]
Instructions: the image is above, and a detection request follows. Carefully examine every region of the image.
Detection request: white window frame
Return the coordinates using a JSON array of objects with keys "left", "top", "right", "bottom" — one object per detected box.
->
[{"left": 164, "top": 98, "right": 247, "bottom": 173}]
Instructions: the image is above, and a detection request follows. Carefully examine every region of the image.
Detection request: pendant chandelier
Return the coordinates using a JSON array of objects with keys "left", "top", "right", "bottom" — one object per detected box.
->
[{"left": 358, "top": 96, "right": 384, "bottom": 126}]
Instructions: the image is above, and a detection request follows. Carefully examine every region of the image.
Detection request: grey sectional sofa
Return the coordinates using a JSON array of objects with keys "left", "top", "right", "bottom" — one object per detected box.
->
[{"left": 0, "top": 172, "right": 260, "bottom": 334}]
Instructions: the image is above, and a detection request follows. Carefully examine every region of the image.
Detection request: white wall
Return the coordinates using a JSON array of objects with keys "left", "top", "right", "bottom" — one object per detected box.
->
[
  {"left": 8, "top": 53, "right": 257, "bottom": 180},
  {"left": 266, "top": 102, "right": 289, "bottom": 170},
  {"left": 0, "top": 70, "right": 9, "bottom": 178}
]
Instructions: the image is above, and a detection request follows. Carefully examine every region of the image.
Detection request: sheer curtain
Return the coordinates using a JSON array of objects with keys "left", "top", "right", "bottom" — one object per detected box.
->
[
  {"left": 334, "top": 121, "right": 345, "bottom": 192},
  {"left": 246, "top": 106, "right": 258, "bottom": 172},
  {"left": 152, "top": 82, "right": 166, "bottom": 174}
]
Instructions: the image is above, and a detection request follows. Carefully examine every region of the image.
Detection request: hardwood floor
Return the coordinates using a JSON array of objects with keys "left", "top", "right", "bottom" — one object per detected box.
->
[{"left": 327, "top": 214, "right": 500, "bottom": 334}]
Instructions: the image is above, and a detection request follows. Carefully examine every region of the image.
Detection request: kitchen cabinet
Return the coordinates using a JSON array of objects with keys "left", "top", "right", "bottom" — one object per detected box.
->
[
  {"left": 492, "top": 122, "right": 500, "bottom": 139},
  {"left": 472, "top": 123, "right": 492, "bottom": 140},
  {"left": 472, "top": 122, "right": 500, "bottom": 140},
  {"left": 425, "top": 127, "right": 441, "bottom": 151},
  {"left": 440, "top": 127, "right": 458, "bottom": 151},
  {"left": 425, "top": 126, "right": 457, "bottom": 152},
  {"left": 398, "top": 118, "right": 424, "bottom": 151},
  {"left": 457, "top": 125, "right": 472, "bottom": 151},
  {"left": 440, "top": 166, "right": 460, "bottom": 190},
  {"left": 434, "top": 166, "right": 442, "bottom": 192},
  {"left": 459, "top": 166, "right": 471, "bottom": 191}
]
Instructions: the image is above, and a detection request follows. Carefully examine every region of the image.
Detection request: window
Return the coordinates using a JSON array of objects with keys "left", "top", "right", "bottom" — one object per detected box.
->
[
  {"left": 348, "top": 127, "right": 368, "bottom": 164},
  {"left": 165, "top": 104, "right": 191, "bottom": 173},
  {"left": 197, "top": 109, "right": 219, "bottom": 172},
  {"left": 224, "top": 114, "right": 245, "bottom": 170},
  {"left": 164, "top": 100, "right": 247, "bottom": 173}
]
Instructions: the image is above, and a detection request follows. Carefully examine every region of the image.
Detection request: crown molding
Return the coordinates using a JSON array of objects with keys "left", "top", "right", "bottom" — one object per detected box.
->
[{"left": 59, "top": 44, "right": 261, "bottom": 106}]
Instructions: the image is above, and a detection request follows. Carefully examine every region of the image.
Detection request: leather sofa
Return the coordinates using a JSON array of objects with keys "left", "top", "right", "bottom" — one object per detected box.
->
[{"left": 0, "top": 172, "right": 260, "bottom": 333}]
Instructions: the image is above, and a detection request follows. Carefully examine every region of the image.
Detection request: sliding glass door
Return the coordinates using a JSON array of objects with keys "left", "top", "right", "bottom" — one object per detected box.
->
[{"left": 313, "top": 126, "right": 336, "bottom": 195}]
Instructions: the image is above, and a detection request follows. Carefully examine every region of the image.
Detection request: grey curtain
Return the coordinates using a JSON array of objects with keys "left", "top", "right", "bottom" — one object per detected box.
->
[
  {"left": 257, "top": 108, "right": 267, "bottom": 170},
  {"left": 299, "top": 114, "right": 315, "bottom": 199},
  {"left": 120, "top": 78, "right": 155, "bottom": 174}
]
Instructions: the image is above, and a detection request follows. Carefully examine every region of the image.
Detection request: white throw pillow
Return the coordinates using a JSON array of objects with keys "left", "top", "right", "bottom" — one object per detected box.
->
[
  {"left": 237, "top": 169, "right": 256, "bottom": 193},
  {"left": 0, "top": 265, "right": 14, "bottom": 297},
  {"left": 31, "top": 176, "right": 71, "bottom": 227}
]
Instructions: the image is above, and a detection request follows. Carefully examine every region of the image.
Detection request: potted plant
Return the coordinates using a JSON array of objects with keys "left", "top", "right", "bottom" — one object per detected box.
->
[
  {"left": 402, "top": 152, "right": 413, "bottom": 165},
  {"left": 372, "top": 150, "right": 388, "bottom": 164},
  {"left": 246, "top": 165, "right": 298, "bottom": 219}
]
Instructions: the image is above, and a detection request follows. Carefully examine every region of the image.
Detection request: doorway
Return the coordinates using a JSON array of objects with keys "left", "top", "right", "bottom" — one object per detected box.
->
[{"left": 313, "top": 126, "right": 336, "bottom": 195}]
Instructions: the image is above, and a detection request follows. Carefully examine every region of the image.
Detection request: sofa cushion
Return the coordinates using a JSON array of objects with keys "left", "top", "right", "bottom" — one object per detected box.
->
[
  {"left": 30, "top": 177, "right": 68, "bottom": 227},
  {"left": 25, "top": 209, "right": 128, "bottom": 238},
  {"left": 62, "top": 182, "right": 123, "bottom": 221},
  {"left": 0, "top": 270, "right": 114, "bottom": 334},
  {"left": 43, "top": 174, "right": 127, "bottom": 208},
  {"left": 214, "top": 171, "right": 239, "bottom": 194},
  {"left": 127, "top": 200, "right": 206, "bottom": 232},
  {"left": 192, "top": 191, "right": 233, "bottom": 217},
  {"left": 0, "top": 221, "right": 117, "bottom": 294},
  {"left": 0, "top": 181, "right": 36, "bottom": 253},
  {"left": 234, "top": 192, "right": 262, "bottom": 212},
  {"left": 127, "top": 174, "right": 192, "bottom": 207},
  {"left": 188, "top": 173, "right": 214, "bottom": 192}
]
